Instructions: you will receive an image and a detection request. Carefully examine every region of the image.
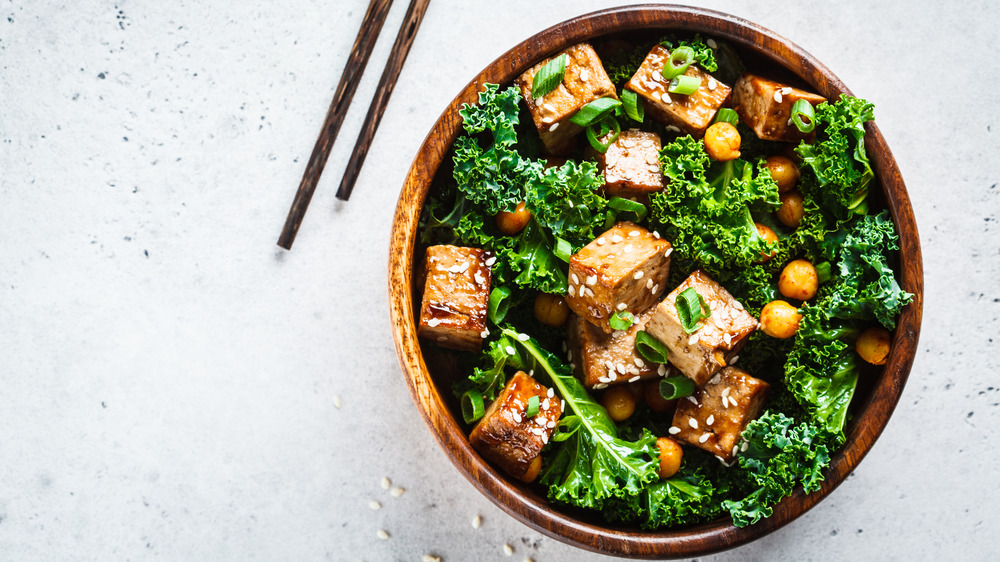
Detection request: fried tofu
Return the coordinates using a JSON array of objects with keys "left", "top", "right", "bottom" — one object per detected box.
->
[
  {"left": 565, "top": 222, "right": 672, "bottom": 333},
  {"left": 595, "top": 129, "right": 663, "bottom": 199},
  {"left": 625, "top": 44, "right": 731, "bottom": 137},
  {"left": 417, "top": 245, "right": 492, "bottom": 352},
  {"left": 469, "top": 371, "right": 564, "bottom": 479},
  {"left": 644, "top": 270, "right": 757, "bottom": 385},
  {"left": 516, "top": 43, "right": 617, "bottom": 154},
  {"left": 566, "top": 307, "right": 661, "bottom": 390},
  {"left": 732, "top": 73, "right": 827, "bottom": 142},
  {"left": 670, "top": 367, "right": 769, "bottom": 461}
]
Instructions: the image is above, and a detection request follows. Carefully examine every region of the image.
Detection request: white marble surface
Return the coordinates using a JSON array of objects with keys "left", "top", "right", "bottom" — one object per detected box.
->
[{"left": 2, "top": 0, "right": 998, "bottom": 560}]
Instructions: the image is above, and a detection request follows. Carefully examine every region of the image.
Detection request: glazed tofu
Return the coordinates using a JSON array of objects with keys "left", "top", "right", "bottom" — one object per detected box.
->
[
  {"left": 625, "top": 44, "right": 731, "bottom": 137},
  {"left": 644, "top": 270, "right": 757, "bottom": 385},
  {"left": 565, "top": 222, "right": 672, "bottom": 333},
  {"left": 469, "top": 371, "right": 564, "bottom": 479},
  {"left": 732, "top": 73, "right": 827, "bottom": 142},
  {"left": 417, "top": 245, "right": 492, "bottom": 352},
  {"left": 566, "top": 307, "right": 661, "bottom": 390},
  {"left": 670, "top": 367, "right": 769, "bottom": 461},
  {"left": 595, "top": 129, "right": 663, "bottom": 199},
  {"left": 516, "top": 43, "right": 617, "bottom": 154}
]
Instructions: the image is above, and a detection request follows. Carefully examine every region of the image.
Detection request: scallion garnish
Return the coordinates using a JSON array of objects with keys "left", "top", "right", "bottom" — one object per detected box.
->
[
  {"left": 531, "top": 54, "right": 568, "bottom": 99},
  {"left": 676, "top": 287, "right": 711, "bottom": 333},
  {"left": 714, "top": 107, "right": 739, "bottom": 125},
  {"left": 488, "top": 286, "right": 512, "bottom": 325},
  {"left": 461, "top": 389, "right": 485, "bottom": 424},
  {"left": 525, "top": 395, "right": 540, "bottom": 418},
  {"left": 585, "top": 117, "right": 620, "bottom": 153},
  {"left": 553, "top": 237, "right": 573, "bottom": 263},
  {"left": 609, "top": 310, "right": 635, "bottom": 331},
  {"left": 659, "top": 376, "right": 695, "bottom": 401},
  {"left": 790, "top": 99, "right": 816, "bottom": 133},
  {"left": 661, "top": 46, "right": 695, "bottom": 80},
  {"left": 621, "top": 89, "right": 644, "bottom": 123},
  {"left": 635, "top": 330, "right": 669, "bottom": 364},
  {"left": 608, "top": 196, "right": 647, "bottom": 222},
  {"left": 815, "top": 261, "right": 832, "bottom": 284},
  {"left": 668, "top": 74, "right": 702, "bottom": 95},
  {"left": 570, "top": 97, "right": 622, "bottom": 127}
]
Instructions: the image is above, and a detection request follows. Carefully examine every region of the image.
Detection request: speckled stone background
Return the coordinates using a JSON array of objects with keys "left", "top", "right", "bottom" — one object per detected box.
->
[{"left": 2, "top": 0, "right": 997, "bottom": 560}]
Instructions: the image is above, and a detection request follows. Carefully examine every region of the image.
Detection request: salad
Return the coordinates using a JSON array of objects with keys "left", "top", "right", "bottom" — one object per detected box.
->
[{"left": 415, "top": 33, "right": 912, "bottom": 529}]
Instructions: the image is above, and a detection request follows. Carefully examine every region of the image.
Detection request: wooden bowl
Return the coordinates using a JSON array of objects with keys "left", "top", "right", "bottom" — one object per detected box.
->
[{"left": 387, "top": 5, "right": 923, "bottom": 558}]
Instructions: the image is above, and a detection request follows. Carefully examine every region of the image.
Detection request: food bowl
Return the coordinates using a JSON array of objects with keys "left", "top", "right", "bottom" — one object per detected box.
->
[{"left": 387, "top": 5, "right": 923, "bottom": 558}]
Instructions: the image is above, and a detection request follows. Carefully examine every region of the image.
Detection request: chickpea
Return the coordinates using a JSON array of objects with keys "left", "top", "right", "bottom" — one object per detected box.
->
[
  {"left": 534, "top": 293, "right": 569, "bottom": 327},
  {"left": 776, "top": 191, "right": 805, "bottom": 228},
  {"left": 765, "top": 155, "right": 800, "bottom": 192},
  {"left": 601, "top": 385, "right": 636, "bottom": 422},
  {"left": 656, "top": 437, "right": 683, "bottom": 479},
  {"left": 760, "top": 300, "right": 802, "bottom": 339},
  {"left": 519, "top": 454, "right": 543, "bottom": 483},
  {"left": 778, "top": 259, "right": 819, "bottom": 301},
  {"left": 496, "top": 201, "right": 531, "bottom": 235},
  {"left": 755, "top": 223, "right": 779, "bottom": 263},
  {"left": 643, "top": 379, "right": 677, "bottom": 413},
  {"left": 856, "top": 326, "right": 891, "bottom": 365},
  {"left": 703, "top": 122, "right": 741, "bottom": 161}
]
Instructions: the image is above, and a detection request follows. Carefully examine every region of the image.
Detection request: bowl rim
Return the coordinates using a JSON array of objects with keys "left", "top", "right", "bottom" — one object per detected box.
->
[{"left": 387, "top": 4, "right": 924, "bottom": 558}]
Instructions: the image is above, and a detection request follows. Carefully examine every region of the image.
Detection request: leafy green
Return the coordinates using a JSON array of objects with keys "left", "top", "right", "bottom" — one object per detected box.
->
[
  {"left": 604, "top": 468, "right": 720, "bottom": 529},
  {"left": 469, "top": 330, "right": 521, "bottom": 400},
  {"left": 660, "top": 33, "right": 718, "bottom": 72},
  {"left": 508, "top": 220, "right": 568, "bottom": 294},
  {"left": 722, "top": 412, "right": 834, "bottom": 527},
  {"left": 525, "top": 160, "right": 608, "bottom": 249}
]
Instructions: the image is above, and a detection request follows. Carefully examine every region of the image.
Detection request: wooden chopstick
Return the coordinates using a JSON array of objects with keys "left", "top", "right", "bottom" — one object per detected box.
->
[
  {"left": 335, "top": 0, "right": 432, "bottom": 202},
  {"left": 277, "top": 0, "right": 395, "bottom": 250}
]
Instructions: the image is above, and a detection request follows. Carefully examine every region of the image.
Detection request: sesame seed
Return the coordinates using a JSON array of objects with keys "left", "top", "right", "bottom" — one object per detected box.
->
[
  {"left": 390, "top": 487, "right": 405, "bottom": 497},
  {"left": 611, "top": 234, "right": 624, "bottom": 243},
  {"left": 666, "top": 125, "right": 681, "bottom": 133},
  {"left": 734, "top": 300, "right": 744, "bottom": 310},
  {"left": 571, "top": 273, "right": 579, "bottom": 284},
  {"left": 472, "top": 515, "right": 482, "bottom": 528},
  {"left": 485, "top": 256, "right": 497, "bottom": 266},
  {"left": 547, "top": 420, "right": 556, "bottom": 428},
  {"left": 634, "top": 357, "right": 645, "bottom": 368},
  {"left": 730, "top": 355, "right": 740, "bottom": 364},
  {"left": 503, "top": 544, "right": 514, "bottom": 556},
  {"left": 634, "top": 270, "right": 644, "bottom": 280},
  {"left": 568, "top": 285, "right": 576, "bottom": 297},
  {"left": 617, "top": 303, "right": 628, "bottom": 311},
  {"left": 511, "top": 411, "right": 522, "bottom": 423},
  {"left": 668, "top": 426, "right": 681, "bottom": 435},
  {"left": 543, "top": 103, "right": 555, "bottom": 112},
  {"left": 688, "top": 333, "right": 699, "bottom": 346},
  {"left": 707, "top": 77, "right": 717, "bottom": 91},
  {"left": 547, "top": 388, "right": 554, "bottom": 398},
  {"left": 707, "top": 38, "right": 718, "bottom": 49},
  {"left": 661, "top": 91, "right": 673, "bottom": 104},
  {"left": 699, "top": 433, "right": 711, "bottom": 443},
  {"left": 597, "top": 237, "right": 606, "bottom": 245},
  {"left": 549, "top": 122, "right": 560, "bottom": 132},
  {"left": 542, "top": 432, "right": 549, "bottom": 444},
  {"left": 773, "top": 91, "right": 783, "bottom": 103},
  {"left": 332, "top": 395, "right": 342, "bottom": 409},
  {"left": 721, "top": 396, "right": 729, "bottom": 408},
  {"left": 653, "top": 231, "right": 661, "bottom": 239},
  {"left": 561, "top": 399, "right": 565, "bottom": 410},
  {"left": 628, "top": 375, "right": 640, "bottom": 383},
  {"left": 781, "top": 86, "right": 793, "bottom": 95},
  {"left": 580, "top": 69, "right": 590, "bottom": 82},
  {"left": 566, "top": 350, "right": 573, "bottom": 361},
  {"left": 741, "top": 441, "right": 749, "bottom": 452},
  {"left": 609, "top": 372, "right": 618, "bottom": 381},
  {"left": 664, "top": 247, "right": 673, "bottom": 257},
  {"left": 722, "top": 387, "right": 730, "bottom": 398},
  {"left": 732, "top": 445, "right": 740, "bottom": 457},
  {"left": 617, "top": 363, "right": 627, "bottom": 374},
  {"left": 481, "top": 330, "right": 489, "bottom": 338},
  {"left": 723, "top": 332, "right": 732, "bottom": 345},
  {"left": 525, "top": 558, "right": 535, "bottom": 562},
  {"left": 709, "top": 373, "right": 721, "bottom": 385},
  {"left": 598, "top": 376, "right": 610, "bottom": 384},
  {"left": 651, "top": 284, "right": 659, "bottom": 294},
  {"left": 381, "top": 477, "right": 391, "bottom": 489},
  {"left": 426, "top": 318, "right": 441, "bottom": 327},
  {"left": 517, "top": 333, "right": 530, "bottom": 342},
  {"left": 658, "top": 364, "right": 667, "bottom": 376},
  {"left": 593, "top": 383, "right": 608, "bottom": 390},
  {"left": 688, "top": 418, "right": 699, "bottom": 429},
  {"left": 423, "top": 555, "right": 442, "bottom": 562},
  {"left": 505, "top": 346, "right": 516, "bottom": 356},
  {"left": 706, "top": 415, "right": 715, "bottom": 426},
  {"left": 605, "top": 360, "right": 616, "bottom": 370},
  {"left": 582, "top": 286, "right": 594, "bottom": 297},
  {"left": 687, "top": 395, "right": 699, "bottom": 405},
  {"left": 586, "top": 275, "right": 597, "bottom": 285},
  {"left": 369, "top": 501, "right": 381, "bottom": 510},
  {"left": 646, "top": 278, "right": 654, "bottom": 289},
  {"left": 377, "top": 529, "right": 390, "bottom": 540},
  {"left": 629, "top": 230, "right": 641, "bottom": 238}
]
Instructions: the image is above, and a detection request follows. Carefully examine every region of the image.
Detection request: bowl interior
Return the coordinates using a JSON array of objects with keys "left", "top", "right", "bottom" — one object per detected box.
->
[{"left": 388, "top": 5, "right": 923, "bottom": 558}]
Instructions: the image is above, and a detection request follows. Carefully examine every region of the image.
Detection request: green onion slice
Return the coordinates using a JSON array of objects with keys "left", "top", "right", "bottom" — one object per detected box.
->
[
  {"left": 635, "top": 330, "right": 669, "bottom": 364},
  {"left": 531, "top": 54, "right": 567, "bottom": 99},
  {"left": 661, "top": 46, "right": 695, "bottom": 80},
  {"left": 659, "top": 376, "right": 695, "bottom": 401},
  {"left": 525, "top": 395, "right": 540, "bottom": 418},
  {"left": 585, "top": 117, "right": 620, "bottom": 153},
  {"left": 714, "top": 107, "right": 739, "bottom": 125},
  {"left": 676, "top": 287, "right": 711, "bottom": 333},
  {"left": 668, "top": 75, "right": 702, "bottom": 95},
  {"left": 815, "top": 261, "right": 832, "bottom": 284},
  {"left": 621, "top": 89, "right": 644, "bottom": 123},
  {"left": 461, "top": 389, "right": 485, "bottom": 424},
  {"left": 790, "top": 99, "right": 816, "bottom": 133},
  {"left": 553, "top": 237, "right": 573, "bottom": 263},
  {"left": 608, "top": 196, "right": 648, "bottom": 223},
  {"left": 570, "top": 97, "right": 622, "bottom": 127},
  {"left": 488, "top": 286, "right": 512, "bottom": 325},
  {"left": 609, "top": 311, "right": 635, "bottom": 331}
]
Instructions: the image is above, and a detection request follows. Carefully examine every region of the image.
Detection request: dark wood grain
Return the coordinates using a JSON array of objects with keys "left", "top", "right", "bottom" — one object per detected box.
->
[
  {"left": 387, "top": 5, "right": 924, "bottom": 558},
  {"left": 334, "top": 0, "right": 432, "bottom": 201},
  {"left": 276, "top": 0, "right": 394, "bottom": 250}
]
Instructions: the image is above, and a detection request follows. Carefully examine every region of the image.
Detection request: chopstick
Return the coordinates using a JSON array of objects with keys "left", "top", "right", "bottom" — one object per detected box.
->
[
  {"left": 335, "top": 0, "right": 432, "bottom": 201},
  {"left": 277, "top": 0, "right": 395, "bottom": 250}
]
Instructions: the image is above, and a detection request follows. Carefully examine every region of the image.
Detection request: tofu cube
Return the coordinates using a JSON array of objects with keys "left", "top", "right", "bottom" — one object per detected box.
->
[
  {"left": 566, "top": 306, "right": 661, "bottom": 390},
  {"left": 469, "top": 371, "right": 564, "bottom": 479},
  {"left": 625, "top": 44, "right": 731, "bottom": 137},
  {"left": 417, "top": 245, "right": 492, "bottom": 352},
  {"left": 670, "top": 367, "right": 769, "bottom": 461},
  {"left": 595, "top": 129, "right": 663, "bottom": 199},
  {"left": 516, "top": 43, "right": 617, "bottom": 154},
  {"left": 732, "top": 73, "right": 827, "bottom": 142},
  {"left": 565, "top": 222, "right": 672, "bottom": 333},
  {"left": 644, "top": 270, "right": 757, "bottom": 385}
]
